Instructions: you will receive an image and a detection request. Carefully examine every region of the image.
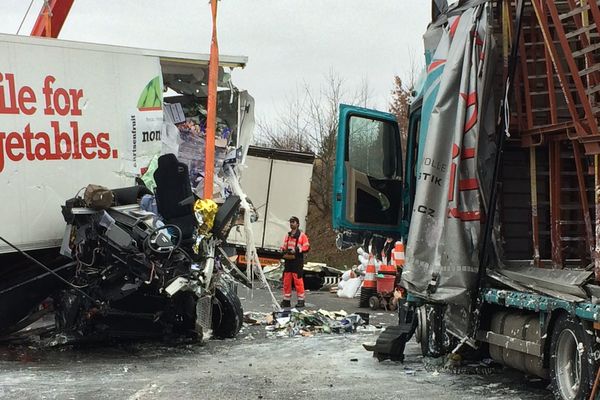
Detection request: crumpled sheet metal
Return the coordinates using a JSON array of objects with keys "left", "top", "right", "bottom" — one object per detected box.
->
[
  {"left": 402, "top": 1, "right": 496, "bottom": 338},
  {"left": 495, "top": 266, "right": 591, "bottom": 300}
]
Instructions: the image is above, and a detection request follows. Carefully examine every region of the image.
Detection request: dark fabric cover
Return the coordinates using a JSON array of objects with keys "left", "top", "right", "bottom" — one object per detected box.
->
[
  {"left": 112, "top": 185, "right": 152, "bottom": 206},
  {"left": 212, "top": 195, "right": 241, "bottom": 240},
  {"left": 153, "top": 154, "right": 196, "bottom": 241}
]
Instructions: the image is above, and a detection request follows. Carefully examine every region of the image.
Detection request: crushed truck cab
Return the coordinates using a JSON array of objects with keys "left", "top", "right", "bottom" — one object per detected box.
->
[
  {"left": 0, "top": 33, "right": 254, "bottom": 343},
  {"left": 333, "top": 1, "right": 600, "bottom": 399}
]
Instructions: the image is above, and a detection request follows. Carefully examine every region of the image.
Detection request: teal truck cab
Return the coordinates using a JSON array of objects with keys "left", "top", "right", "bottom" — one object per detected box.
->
[{"left": 333, "top": 1, "right": 600, "bottom": 399}]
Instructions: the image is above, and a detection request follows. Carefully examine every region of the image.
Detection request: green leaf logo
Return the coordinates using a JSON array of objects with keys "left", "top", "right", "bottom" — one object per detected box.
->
[{"left": 137, "top": 76, "right": 162, "bottom": 111}]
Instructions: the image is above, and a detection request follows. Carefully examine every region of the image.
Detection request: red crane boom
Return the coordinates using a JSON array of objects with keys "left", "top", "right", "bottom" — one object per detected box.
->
[{"left": 30, "top": 0, "right": 74, "bottom": 38}]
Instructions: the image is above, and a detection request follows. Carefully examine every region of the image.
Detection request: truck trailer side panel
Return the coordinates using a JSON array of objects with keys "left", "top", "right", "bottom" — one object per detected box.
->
[
  {"left": 0, "top": 33, "right": 248, "bottom": 254},
  {"left": 0, "top": 37, "right": 164, "bottom": 253}
]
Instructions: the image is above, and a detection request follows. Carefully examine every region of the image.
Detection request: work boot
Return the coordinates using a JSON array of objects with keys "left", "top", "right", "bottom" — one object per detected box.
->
[
  {"left": 295, "top": 300, "right": 305, "bottom": 308},
  {"left": 280, "top": 299, "right": 291, "bottom": 308}
]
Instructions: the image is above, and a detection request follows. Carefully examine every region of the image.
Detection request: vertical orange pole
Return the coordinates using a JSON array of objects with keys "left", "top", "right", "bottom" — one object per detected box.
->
[
  {"left": 203, "top": 0, "right": 219, "bottom": 199},
  {"left": 44, "top": 1, "right": 52, "bottom": 37}
]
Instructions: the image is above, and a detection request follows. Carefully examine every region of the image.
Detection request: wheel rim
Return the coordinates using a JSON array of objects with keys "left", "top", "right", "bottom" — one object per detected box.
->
[
  {"left": 555, "top": 328, "right": 582, "bottom": 400},
  {"left": 415, "top": 306, "right": 427, "bottom": 344}
]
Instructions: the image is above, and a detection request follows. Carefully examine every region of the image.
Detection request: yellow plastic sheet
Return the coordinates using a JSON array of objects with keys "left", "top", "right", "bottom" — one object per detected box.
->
[{"left": 194, "top": 199, "right": 218, "bottom": 235}]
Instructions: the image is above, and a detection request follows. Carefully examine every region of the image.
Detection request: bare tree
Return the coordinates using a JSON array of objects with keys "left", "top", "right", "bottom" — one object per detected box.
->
[
  {"left": 389, "top": 49, "right": 419, "bottom": 158},
  {"left": 255, "top": 95, "right": 313, "bottom": 153},
  {"left": 389, "top": 75, "right": 411, "bottom": 155},
  {"left": 258, "top": 71, "right": 372, "bottom": 216}
]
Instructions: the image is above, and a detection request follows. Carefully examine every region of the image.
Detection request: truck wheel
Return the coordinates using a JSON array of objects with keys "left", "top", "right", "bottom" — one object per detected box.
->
[
  {"left": 414, "top": 305, "right": 427, "bottom": 344},
  {"left": 211, "top": 285, "right": 243, "bottom": 339},
  {"left": 369, "top": 296, "right": 380, "bottom": 310},
  {"left": 419, "top": 304, "right": 455, "bottom": 358},
  {"left": 550, "top": 314, "right": 597, "bottom": 400}
]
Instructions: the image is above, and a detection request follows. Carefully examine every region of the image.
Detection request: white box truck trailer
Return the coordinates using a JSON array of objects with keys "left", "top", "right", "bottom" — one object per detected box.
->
[
  {"left": 227, "top": 146, "right": 314, "bottom": 266},
  {"left": 0, "top": 33, "right": 253, "bottom": 336},
  {"left": 0, "top": 32, "right": 250, "bottom": 254}
]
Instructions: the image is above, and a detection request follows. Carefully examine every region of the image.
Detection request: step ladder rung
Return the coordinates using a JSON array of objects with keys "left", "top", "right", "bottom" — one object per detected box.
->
[
  {"left": 559, "top": 220, "right": 586, "bottom": 225},
  {"left": 558, "top": 187, "right": 595, "bottom": 192},
  {"left": 572, "top": 42, "right": 600, "bottom": 58},
  {"left": 527, "top": 74, "right": 556, "bottom": 79},
  {"left": 523, "top": 25, "right": 556, "bottom": 30},
  {"left": 525, "top": 87, "right": 580, "bottom": 95},
  {"left": 559, "top": 4, "right": 591, "bottom": 21},
  {"left": 559, "top": 237, "right": 587, "bottom": 242},
  {"left": 587, "top": 85, "right": 600, "bottom": 95},
  {"left": 530, "top": 104, "right": 585, "bottom": 112},
  {"left": 560, "top": 203, "right": 592, "bottom": 210},
  {"left": 579, "top": 63, "right": 600, "bottom": 77},
  {"left": 565, "top": 23, "right": 597, "bottom": 39},
  {"left": 526, "top": 58, "right": 551, "bottom": 63},
  {"left": 525, "top": 40, "right": 578, "bottom": 47}
]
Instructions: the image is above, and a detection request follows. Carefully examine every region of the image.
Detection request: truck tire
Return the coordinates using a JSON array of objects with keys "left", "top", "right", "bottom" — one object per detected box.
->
[
  {"left": 419, "top": 304, "right": 457, "bottom": 358},
  {"left": 369, "top": 296, "right": 380, "bottom": 310},
  {"left": 549, "top": 314, "right": 598, "bottom": 400},
  {"left": 211, "top": 284, "right": 243, "bottom": 339},
  {"left": 419, "top": 304, "right": 442, "bottom": 357}
]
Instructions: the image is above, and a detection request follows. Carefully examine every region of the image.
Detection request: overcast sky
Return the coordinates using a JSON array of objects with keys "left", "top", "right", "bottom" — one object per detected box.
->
[{"left": 0, "top": 0, "right": 431, "bottom": 124}]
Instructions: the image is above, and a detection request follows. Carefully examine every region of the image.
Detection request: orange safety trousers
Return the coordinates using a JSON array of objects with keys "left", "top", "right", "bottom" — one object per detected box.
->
[{"left": 282, "top": 272, "right": 305, "bottom": 300}]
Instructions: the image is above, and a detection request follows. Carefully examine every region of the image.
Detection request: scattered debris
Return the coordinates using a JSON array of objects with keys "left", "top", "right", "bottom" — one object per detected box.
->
[
  {"left": 243, "top": 312, "right": 272, "bottom": 325},
  {"left": 247, "top": 308, "right": 373, "bottom": 338}
]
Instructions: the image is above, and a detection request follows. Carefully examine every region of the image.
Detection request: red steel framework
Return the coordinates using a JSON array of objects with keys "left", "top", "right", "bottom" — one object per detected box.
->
[{"left": 508, "top": 0, "right": 600, "bottom": 271}]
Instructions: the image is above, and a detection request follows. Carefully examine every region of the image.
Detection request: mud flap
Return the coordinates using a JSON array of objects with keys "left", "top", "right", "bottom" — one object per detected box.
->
[
  {"left": 368, "top": 298, "right": 418, "bottom": 361},
  {"left": 371, "top": 323, "right": 416, "bottom": 362}
]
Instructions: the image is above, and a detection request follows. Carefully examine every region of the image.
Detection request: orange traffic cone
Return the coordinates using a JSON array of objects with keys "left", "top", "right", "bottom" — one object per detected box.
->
[
  {"left": 393, "top": 240, "right": 405, "bottom": 269},
  {"left": 359, "top": 256, "right": 378, "bottom": 308},
  {"left": 363, "top": 257, "right": 377, "bottom": 289}
]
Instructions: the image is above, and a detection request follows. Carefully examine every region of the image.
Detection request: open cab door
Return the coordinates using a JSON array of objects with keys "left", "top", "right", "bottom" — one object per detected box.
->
[{"left": 333, "top": 104, "right": 404, "bottom": 236}]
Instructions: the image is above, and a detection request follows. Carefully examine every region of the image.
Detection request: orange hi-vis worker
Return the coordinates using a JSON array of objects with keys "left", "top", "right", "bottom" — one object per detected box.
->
[{"left": 280, "top": 216, "right": 310, "bottom": 308}]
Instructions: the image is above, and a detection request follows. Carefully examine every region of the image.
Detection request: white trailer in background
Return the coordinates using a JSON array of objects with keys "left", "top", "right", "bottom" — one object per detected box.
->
[{"left": 228, "top": 146, "right": 314, "bottom": 266}]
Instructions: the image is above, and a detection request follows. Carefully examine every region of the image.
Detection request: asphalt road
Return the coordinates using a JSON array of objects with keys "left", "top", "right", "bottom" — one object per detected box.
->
[{"left": 0, "top": 286, "right": 554, "bottom": 400}]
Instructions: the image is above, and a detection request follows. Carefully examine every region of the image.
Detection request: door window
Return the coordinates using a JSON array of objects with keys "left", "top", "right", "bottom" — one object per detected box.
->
[{"left": 348, "top": 116, "right": 398, "bottom": 179}]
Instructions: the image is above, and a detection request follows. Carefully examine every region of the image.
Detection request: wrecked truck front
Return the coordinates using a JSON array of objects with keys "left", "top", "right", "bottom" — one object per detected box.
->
[{"left": 0, "top": 35, "right": 254, "bottom": 340}]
